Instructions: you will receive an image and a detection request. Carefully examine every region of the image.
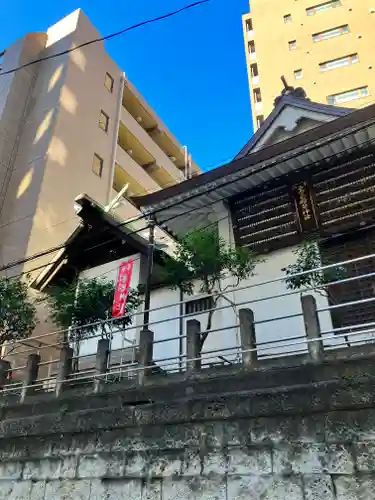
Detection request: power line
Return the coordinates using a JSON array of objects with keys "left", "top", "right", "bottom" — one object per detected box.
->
[
  {"left": 2, "top": 128, "right": 374, "bottom": 276},
  {"left": 0, "top": 213, "right": 79, "bottom": 231},
  {"left": 0, "top": 152, "right": 236, "bottom": 233},
  {"left": 0, "top": 1, "right": 210, "bottom": 78},
  {"left": 0, "top": 2, "right": 210, "bottom": 228},
  {"left": 10, "top": 213, "right": 231, "bottom": 281},
  {"left": 3, "top": 128, "right": 375, "bottom": 275}
]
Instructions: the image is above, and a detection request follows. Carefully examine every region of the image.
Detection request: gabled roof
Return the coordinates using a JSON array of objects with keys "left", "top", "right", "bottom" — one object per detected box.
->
[
  {"left": 30, "top": 194, "right": 163, "bottom": 291},
  {"left": 236, "top": 88, "right": 354, "bottom": 158},
  {"left": 131, "top": 101, "right": 375, "bottom": 236},
  {"left": 132, "top": 101, "right": 375, "bottom": 212}
]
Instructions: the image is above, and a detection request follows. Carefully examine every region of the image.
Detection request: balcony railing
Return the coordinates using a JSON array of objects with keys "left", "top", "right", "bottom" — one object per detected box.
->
[
  {"left": 120, "top": 106, "right": 185, "bottom": 184},
  {"left": 115, "top": 146, "right": 160, "bottom": 194}
]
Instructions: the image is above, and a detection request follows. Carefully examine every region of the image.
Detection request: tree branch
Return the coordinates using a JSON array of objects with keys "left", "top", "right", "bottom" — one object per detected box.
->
[
  {"left": 0, "top": 344, "right": 16, "bottom": 360},
  {"left": 200, "top": 295, "right": 220, "bottom": 348}
]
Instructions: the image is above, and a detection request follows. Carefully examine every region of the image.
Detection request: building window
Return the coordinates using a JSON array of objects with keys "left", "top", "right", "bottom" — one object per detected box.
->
[
  {"left": 306, "top": 0, "right": 341, "bottom": 16},
  {"left": 289, "top": 40, "right": 297, "bottom": 50},
  {"left": 294, "top": 69, "right": 303, "bottom": 80},
  {"left": 320, "top": 53, "right": 359, "bottom": 71},
  {"left": 248, "top": 40, "right": 256, "bottom": 54},
  {"left": 92, "top": 154, "right": 104, "bottom": 177},
  {"left": 253, "top": 88, "right": 262, "bottom": 103},
  {"left": 185, "top": 297, "right": 214, "bottom": 315},
  {"left": 250, "top": 63, "right": 259, "bottom": 78},
  {"left": 327, "top": 86, "right": 369, "bottom": 105},
  {"left": 104, "top": 72, "right": 114, "bottom": 92},
  {"left": 284, "top": 14, "right": 292, "bottom": 23},
  {"left": 256, "top": 115, "right": 264, "bottom": 128},
  {"left": 99, "top": 110, "right": 109, "bottom": 132},
  {"left": 312, "top": 25, "right": 349, "bottom": 43},
  {"left": 246, "top": 19, "right": 253, "bottom": 31}
]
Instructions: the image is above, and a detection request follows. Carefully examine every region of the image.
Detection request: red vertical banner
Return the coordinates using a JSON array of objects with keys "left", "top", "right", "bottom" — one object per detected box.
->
[{"left": 112, "top": 259, "right": 135, "bottom": 318}]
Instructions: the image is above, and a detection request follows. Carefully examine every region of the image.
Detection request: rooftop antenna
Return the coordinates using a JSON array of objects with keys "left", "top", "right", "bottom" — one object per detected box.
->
[
  {"left": 183, "top": 145, "right": 189, "bottom": 180},
  {"left": 188, "top": 153, "right": 192, "bottom": 179},
  {"left": 104, "top": 183, "right": 129, "bottom": 212}
]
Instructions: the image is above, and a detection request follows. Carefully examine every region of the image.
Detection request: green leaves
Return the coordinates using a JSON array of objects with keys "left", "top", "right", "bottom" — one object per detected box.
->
[
  {"left": 162, "top": 228, "right": 261, "bottom": 349},
  {"left": 0, "top": 278, "right": 37, "bottom": 347},
  {"left": 163, "top": 228, "right": 260, "bottom": 295},
  {"left": 46, "top": 278, "right": 141, "bottom": 343},
  {"left": 282, "top": 239, "right": 345, "bottom": 292}
]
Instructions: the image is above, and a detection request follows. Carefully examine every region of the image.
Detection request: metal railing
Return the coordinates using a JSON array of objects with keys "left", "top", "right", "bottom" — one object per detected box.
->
[{"left": 2, "top": 250, "right": 375, "bottom": 400}]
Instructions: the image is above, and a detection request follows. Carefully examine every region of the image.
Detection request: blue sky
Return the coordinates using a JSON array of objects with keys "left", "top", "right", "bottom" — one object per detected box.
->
[{"left": 1, "top": 0, "right": 253, "bottom": 171}]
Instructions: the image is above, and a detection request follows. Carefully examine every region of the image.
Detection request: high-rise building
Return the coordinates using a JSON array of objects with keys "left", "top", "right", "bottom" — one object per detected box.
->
[
  {"left": 242, "top": 0, "right": 375, "bottom": 130},
  {"left": 0, "top": 9, "right": 200, "bottom": 277}
]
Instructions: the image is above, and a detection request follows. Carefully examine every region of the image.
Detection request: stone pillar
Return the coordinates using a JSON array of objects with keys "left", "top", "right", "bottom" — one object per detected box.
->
[
  {"left": 186, "top": 319, "right": 202, "bottom": 373},
  {"left": 301, "top": 294, "right": 324, "bottom": 363},
  {"left": 0, "top": 359, "right": 8, "bottom": 388},
  {"left": 93, "top": 339, "right": 110, "bottom": 393},
  {"left": 137, "top": 328, "right": 154, "bottom": 385},
  {"left": 55, "top": 346, "right": 73, "bottom": 397},
  {"left": 20, "top": 353, "right": 40, "bottom": 403},
  {"left": 239, "top": 308, "right": 258, "bottom": 367}
]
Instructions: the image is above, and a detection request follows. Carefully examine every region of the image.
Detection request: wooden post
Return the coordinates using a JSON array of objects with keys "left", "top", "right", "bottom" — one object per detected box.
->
[
  {"left": 20, "top": 353, "right": 40, "bottom": 403},
  {"left": 186, "top": 319, "right": 202, "bottom": 373},
  {"left": 137, "top": 328, "right": 154, "bottom": 385},
  {"left": 239, "top": 308, "right": 258, "bottom": 367},
  {"left": 301, "top": 294, "right": 324, "bottom": 362},
  {"left": 93, "top": 339, "right": 110, "bottom": 393},
  {"left": 55, "top": 346, "right": 73, "bottom": 397}
]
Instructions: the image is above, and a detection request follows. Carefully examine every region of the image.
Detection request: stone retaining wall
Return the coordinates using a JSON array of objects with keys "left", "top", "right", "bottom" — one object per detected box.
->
[{"left": 1, "top": 360, "right": 375, "bottom": 499}]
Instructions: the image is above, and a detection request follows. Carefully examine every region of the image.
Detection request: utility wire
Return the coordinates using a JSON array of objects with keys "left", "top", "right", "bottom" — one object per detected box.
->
[
  {"left": 0, "top": 1, "right": 210, "bottom": 78},
  {"left": 10, "top": 213, "right": 231, "bottom": 281},
  {"left": 0, "top": 151, "right": 237, "bottom": 233},
  {"left": 3, "top": 129, "right": 375, "bottom": 275},
  {"left": 0, "top": 2, "right": 210, "bottom": 226},
  {"left": 2, "top": 128, "right": 374, "bottom": 276}
]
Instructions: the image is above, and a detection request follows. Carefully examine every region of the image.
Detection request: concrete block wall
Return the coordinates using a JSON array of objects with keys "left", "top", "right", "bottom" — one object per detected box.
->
[{"left": 1, "top": 363, "right": 375, "bottom": 499}]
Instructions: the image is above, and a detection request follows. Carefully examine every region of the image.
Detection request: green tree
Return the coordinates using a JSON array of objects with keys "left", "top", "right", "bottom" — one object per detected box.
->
[
  {"left": 163, "top": 228, "right": 261, "bottom": 349},
  {"left": 282, "top": 239, "right": 349, "bottom": 345},
  {"left": 282, "top": 239, "right": 345, "bottom": 297},
  {"left": 0, "top": 277, "right": 37, "bottom": 357},
  {"left": 46, "top": 277, "right": 141, "bottom": 344}
]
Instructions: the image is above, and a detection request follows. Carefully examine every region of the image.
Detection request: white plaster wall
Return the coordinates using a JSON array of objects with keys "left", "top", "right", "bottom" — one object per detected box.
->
[
  {"left": 251, "top": 105, "right": 338, "bottom": 153},
  {"left": 147, "top": 287, "right": 181, "bottom": 371},
  {"left": 216, "top": 204, "right": 335, "bottom": 360},
  {"left": 79, "top": 254, "right": 142, "bottom": 358},
  {"left": 231, "top": 246, "right": 335, "bottom": 359},
  {"left": 75, "top": 233, "right": 338, "bottom": 370},
  {"left": 76, "top": 253, "right": 244, "bottom": 371}
]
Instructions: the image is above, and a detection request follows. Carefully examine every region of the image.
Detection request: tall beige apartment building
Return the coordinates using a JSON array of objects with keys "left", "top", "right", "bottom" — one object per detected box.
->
[
  {"left": 242, "top": 0, "right": 375, "bottom": 129},
  {"left": 0, "top": 9, "right": 200, "bottom": 278}
]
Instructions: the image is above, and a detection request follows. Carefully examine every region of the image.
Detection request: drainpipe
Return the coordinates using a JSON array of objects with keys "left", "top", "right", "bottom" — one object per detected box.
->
[{"left": 106, "top": 72, "right": 126, "bottom": 205}]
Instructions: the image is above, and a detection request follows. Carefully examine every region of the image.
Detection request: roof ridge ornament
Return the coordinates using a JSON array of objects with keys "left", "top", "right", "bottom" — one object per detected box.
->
[{"left": 274, "top": 75, "right": 309, "bottom": 106}]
